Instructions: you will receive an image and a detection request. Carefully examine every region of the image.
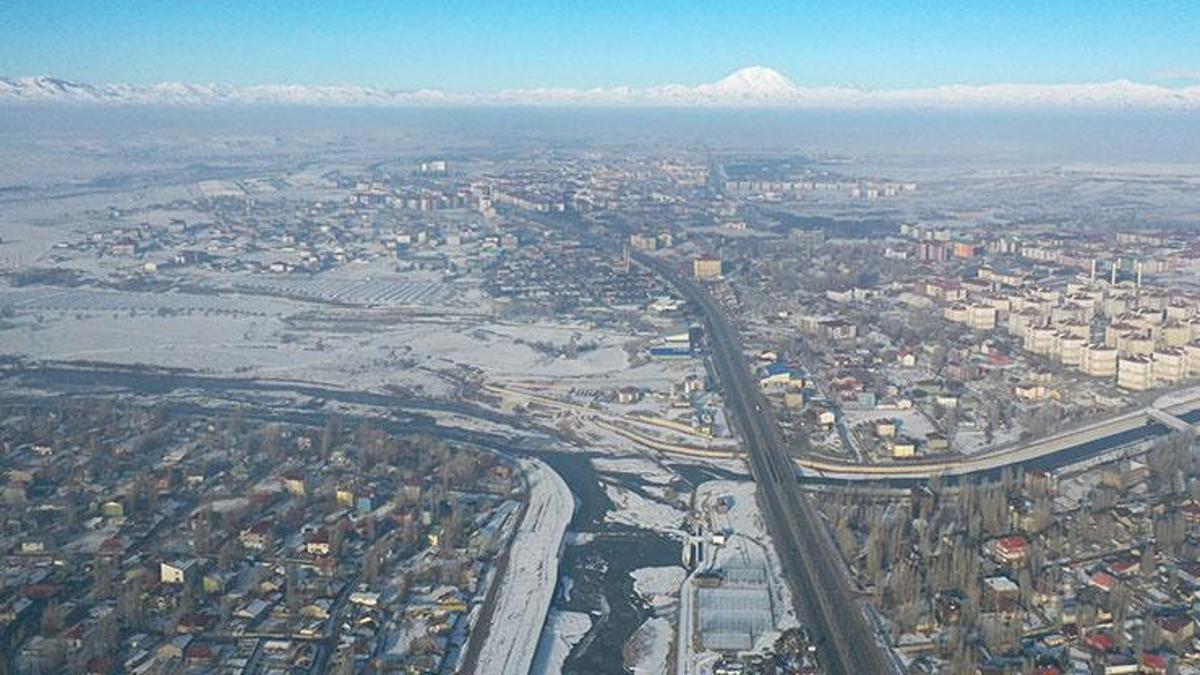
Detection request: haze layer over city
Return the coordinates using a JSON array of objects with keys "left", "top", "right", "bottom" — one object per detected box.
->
[{"left": 3, "top": 3, "right": 1200, "bottom": 675}]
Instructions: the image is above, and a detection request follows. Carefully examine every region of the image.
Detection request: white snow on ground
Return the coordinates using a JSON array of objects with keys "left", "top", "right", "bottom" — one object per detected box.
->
[
  {"left": 422, "top": 410, "right": 530, "bottom": 438},
  {"left": 407, "top": 321, "right": 633, "bottom": 380},
  {"left": 604, "top": 484, "right": 687, "bottom": 533},
  {"left": 504, "top": 340, "right": 699, "bottom": 391},
  {"left": 842, "top": 407, "right": 938, "bottom": 440},
  {"left": 631, "top": 566, "right": 686, "bottom": 612},
  {"left": 642, "top": 484, "right": 691, "bottom": 510},
  {"left": 954, "top": 425, "right": 1024, "bottom": 455},
  {"left": 474, "top": 459, "right": 573, "bottom": 675},
  {"left": 628, "top": 566, "right": 685, "bottom": 674},
  {"left": 530, "top": 610, "right": 592, "bottom": 675},
  {"left": 627, "top": 617, "right": 674, "bottom": 675},
  {"left": 0, "top": 282, "right": 655, "bottom": 398},
  {"left": 593, "top": 456, "right": 677, "bottom": 485},
  {"left": 386, "top": 618, "right": 430, "bottom": 660}
]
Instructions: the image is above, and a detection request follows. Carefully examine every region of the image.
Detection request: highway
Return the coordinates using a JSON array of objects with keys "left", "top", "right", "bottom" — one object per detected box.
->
[{"left": 633, "top": 251, "right": 894, "bottom": 675}]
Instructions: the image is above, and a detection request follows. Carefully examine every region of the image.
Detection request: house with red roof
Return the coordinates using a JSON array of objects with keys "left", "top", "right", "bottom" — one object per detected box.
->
[
  {"left": 304, "top": 530, "right": 331, "bottom": 556},
  {"left": 1084, "top": 631, "right": 1114, "bottom": 654},
  {"left": 1107, "top": 557, "right": 1139, "bottom": 578},
  {"left": 63, "top": 623, "right": 86, "bottom": 649},
  {"left": 1088, "top": 570, "right": 1118, "bottom": 593},
  {"left": 988, "top": 535, "right": 1030, "bottom": 565},
  {"left": 184, "top": 642, "right": 216, "bottom": 666},
  {"left": 1179, "top": 501, "right": 1200, "bottom": 524},
  {"left": 1140, "top": 650, "right": 1171, "bottom": 674}
]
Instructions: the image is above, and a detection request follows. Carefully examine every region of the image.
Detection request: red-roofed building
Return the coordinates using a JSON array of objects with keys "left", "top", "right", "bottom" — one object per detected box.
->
[
  {"left": 1140, "top": 650, "right": 1171, "bottom": 674},
  {"left": 22, "top": 584, "right": 58, "bottom": 600},
  {"left": 1176, "top": 560, "right": 1200, "bottom": 587},
  {"left": 176, "top": 613, "right": 214, "bottom": 634},
  {"left": 1084, "top": 631, "right": 1114, "bottom": 653},
  {"left": 1088, "top": 570, "right": 1118, "bottom": 593},
  {"left": 1107, "top": 557, "right": 1140, "bottom": 578},
  {"left": 922, "top": 278, "right": 964, "bottom": 301},
  {"left": 184, "top": 643, "right": 215, "bottom": 665},
  {"left": 988, "top": 535, "right": 1030, "bottom": 564},
  {"left": 402, "top": 475, "right": 423, "bottom": 502},
  {"left": 100, "top": 537, "right": 124, "bottom": 555},
  {"left": 63, "top": 623, "right": 86, "bottom": 649},
  {"left": 304, "top": 530, "right": 331, "bottom": 556}
]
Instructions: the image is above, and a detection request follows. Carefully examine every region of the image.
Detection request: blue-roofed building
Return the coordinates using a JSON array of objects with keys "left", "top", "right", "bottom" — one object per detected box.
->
[
  {"left": 649, "top": 346, "right": 693, "bottom": 360},
  {"left": 760, "top": 362, "right": 795, "bottom": 388}
]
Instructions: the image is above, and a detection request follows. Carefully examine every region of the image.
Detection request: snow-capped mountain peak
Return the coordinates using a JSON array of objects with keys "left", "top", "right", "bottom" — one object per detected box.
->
[{"left": 698, "top": 66, "right": 800, "bottom": 98}]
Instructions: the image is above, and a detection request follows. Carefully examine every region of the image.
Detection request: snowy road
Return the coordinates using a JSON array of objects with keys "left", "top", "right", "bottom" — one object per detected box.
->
[{"left": 474, "top": 458, "right": 573, "bottom": 675}]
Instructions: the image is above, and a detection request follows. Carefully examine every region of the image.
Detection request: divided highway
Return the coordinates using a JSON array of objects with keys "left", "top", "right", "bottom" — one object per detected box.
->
[{"left": 634, "top": 252, "right": 894, "bottom": 675}]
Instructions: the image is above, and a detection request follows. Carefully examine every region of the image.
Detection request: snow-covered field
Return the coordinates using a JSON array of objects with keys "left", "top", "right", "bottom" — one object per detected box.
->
[
  {"left": 0, "top": 280, "right": 659, "bottom": 400},
  {"left": 474, "top": 459, "right": 573, "bottom": 675},
  {"left": 843, "top": 407, "right": 938, "bottom": 441},
  {"left": 230, "top": 276, "right": 454, "bottom": 306},
  {"left": 954, "top": 425, "right": 1024, "bottom": 455},
  {"left": 0, "top": 286, "right": 285, "bottom": 313}
]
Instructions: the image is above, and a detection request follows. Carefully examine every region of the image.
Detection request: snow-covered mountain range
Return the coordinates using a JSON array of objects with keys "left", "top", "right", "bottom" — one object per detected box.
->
[{"left": 3, "top": 67, "right": 1199, "bottom": 109}]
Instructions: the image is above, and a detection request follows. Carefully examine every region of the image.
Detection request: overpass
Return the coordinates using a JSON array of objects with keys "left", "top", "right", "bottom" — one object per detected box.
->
[{"left": 796, "top": 394, "right": 1200, "bottom": 484}]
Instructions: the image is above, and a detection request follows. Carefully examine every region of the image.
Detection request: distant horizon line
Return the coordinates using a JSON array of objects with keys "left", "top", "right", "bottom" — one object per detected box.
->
[{"left": 3, "top": 66, "right": 1200, "bottom": 110}]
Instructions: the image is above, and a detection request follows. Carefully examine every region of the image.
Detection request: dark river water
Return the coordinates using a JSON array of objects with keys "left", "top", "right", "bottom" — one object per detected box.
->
[{"left": 533, "top": 451, "right": 683, "bottom": 675}]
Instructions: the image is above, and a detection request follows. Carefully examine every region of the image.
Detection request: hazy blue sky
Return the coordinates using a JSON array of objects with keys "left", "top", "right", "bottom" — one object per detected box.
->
[{"left": 3, "top": 1, "right": 1199, "bottom": 90}]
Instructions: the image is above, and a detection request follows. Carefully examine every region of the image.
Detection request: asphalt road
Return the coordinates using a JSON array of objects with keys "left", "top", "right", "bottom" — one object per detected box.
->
[{"left": 634, "top": 251, "right": 893, "bottom": 675}]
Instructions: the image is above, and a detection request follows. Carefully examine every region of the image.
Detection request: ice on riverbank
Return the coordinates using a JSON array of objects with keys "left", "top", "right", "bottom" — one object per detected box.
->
[{"left": 530, "top": 610, "right": 592, "bottom": 675}]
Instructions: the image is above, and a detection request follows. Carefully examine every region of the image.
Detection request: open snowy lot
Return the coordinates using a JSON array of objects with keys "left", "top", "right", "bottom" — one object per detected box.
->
[
  {"left": 0, "top": 280, "right": 661, "bottom": 399},
  {"left": 230, "top": 276, "right": 454, "bottom": 306}
]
